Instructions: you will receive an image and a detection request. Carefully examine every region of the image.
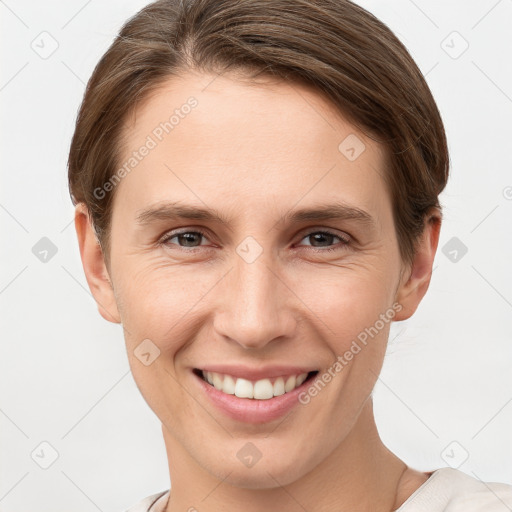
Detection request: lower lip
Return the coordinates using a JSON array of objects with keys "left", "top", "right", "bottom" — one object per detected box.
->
[{"left": 193, "top": 371, "right": 316, "bottom": 424}]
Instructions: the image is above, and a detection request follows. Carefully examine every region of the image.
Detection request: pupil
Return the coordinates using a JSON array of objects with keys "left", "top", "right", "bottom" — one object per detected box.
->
[
  {"left": 180, "top": 233, "right": 200, "bottom": 247},
  {"left": 311, "top": 233, "right": 332, "bottom": 247}
]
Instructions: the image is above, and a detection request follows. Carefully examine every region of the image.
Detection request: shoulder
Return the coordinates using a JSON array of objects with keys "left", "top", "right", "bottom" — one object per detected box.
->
[
  {"left": 397, "top": 467, "right": 512, "bottom": 512},
  {"left": 441, "top": 468, "right": 512, "bottom": 511},
  {"left": 124, "top": 490, "right": 169, "bottom": 512}
]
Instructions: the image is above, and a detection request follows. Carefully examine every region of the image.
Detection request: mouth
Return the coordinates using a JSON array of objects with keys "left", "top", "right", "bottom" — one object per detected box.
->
[{"left": 193, "top": 368, "right": 319, "bottom": 400}]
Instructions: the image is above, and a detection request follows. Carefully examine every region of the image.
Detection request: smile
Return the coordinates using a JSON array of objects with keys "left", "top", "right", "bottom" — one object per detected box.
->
[{"left": 196, "top": 369, "right": 318, "bottom": 400}]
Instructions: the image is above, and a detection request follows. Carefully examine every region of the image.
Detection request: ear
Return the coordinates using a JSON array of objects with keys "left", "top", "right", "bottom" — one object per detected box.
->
[
  {"left": 74, "top": 203, "right": 121, "bottom": 324},
  {"left": 393, "top": 208, "right": 442, "bottom": 321}
]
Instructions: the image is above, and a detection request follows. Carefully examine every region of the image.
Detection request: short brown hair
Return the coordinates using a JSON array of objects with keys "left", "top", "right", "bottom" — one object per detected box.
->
[{"left": 68, "top": 0, "right": 449, "bottom": 266}]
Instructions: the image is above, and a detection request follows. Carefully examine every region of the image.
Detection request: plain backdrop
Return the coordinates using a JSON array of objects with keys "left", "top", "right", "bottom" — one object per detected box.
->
[{"left": 1, "top": 1, "right": 511, "bottom": 511}]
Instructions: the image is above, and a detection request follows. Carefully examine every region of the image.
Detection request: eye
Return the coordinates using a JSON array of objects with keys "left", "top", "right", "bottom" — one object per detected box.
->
[
  {"left": 296, "top": 230, "right": 351, "bottom": 252},
  {"left": 159, "top": 229, "right": 210, "bottom": 250},
  {"left": 158, "top": 228, "right": 351, "bottom": 253}
]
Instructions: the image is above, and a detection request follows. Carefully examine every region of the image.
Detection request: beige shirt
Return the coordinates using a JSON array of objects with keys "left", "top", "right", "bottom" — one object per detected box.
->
[{"left": 125, "top": 467, "right": 512, "bottom": 511}]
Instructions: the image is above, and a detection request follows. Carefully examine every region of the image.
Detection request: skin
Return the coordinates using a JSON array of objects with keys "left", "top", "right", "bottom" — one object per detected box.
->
[{"left": 75, "top": 70, "right": 441, "bottom": 511}]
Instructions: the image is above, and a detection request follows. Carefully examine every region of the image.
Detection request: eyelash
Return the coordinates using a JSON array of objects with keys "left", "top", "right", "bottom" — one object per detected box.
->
[{"left": 158, "top": 228, "right": 351, "bottom": 253}]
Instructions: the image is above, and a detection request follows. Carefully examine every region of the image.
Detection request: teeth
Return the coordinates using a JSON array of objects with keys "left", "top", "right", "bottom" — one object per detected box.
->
[
  {"left": 284, "top": 375, "right": 296, "bottom": 392},
  {"left": 223, "top": 375, "right": 236, "bottom": 394},
  {"left": 235, "top": 378, "right": 254, "bottom": 398},
  {"left": 253, "top": 379, "right": 274, "bottom": 400},
  {"left": 273, "top": 377, "right": 285, "bottom": 396},
  {"left": 212, "top": 372, "right": 223, "bottom": 390},
  {"left": 202, "top": 370, "right": 310, "bottom": 399},
  {"left": 296, "top": 373, "right": 307, "bottom": 386}
]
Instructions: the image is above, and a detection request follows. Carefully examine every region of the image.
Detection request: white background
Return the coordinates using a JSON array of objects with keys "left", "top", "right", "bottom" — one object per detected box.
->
[{"left": 1, "top": 1, "right": 511, "bottom": 511}]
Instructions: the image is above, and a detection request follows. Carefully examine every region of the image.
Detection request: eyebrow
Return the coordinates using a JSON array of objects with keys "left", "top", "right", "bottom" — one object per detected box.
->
[{"left": 135, "top": 201, "right": 377, "bottom": 231}]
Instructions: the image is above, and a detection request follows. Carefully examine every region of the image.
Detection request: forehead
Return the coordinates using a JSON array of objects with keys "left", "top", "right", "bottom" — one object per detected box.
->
[
  {"left": 114, "top": 70, "right": 391, "bottom": 227},
  {"left": 123, "top": 70, "right": 375, "bottom": 155}
]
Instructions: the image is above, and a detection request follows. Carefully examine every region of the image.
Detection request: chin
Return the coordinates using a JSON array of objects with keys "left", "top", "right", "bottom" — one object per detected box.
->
[
  {"left": 197, "top": 438, "right": 321, "bottom": 490},
  {"left": 213, "top": 459, "right": 310, "bottom": 490}
]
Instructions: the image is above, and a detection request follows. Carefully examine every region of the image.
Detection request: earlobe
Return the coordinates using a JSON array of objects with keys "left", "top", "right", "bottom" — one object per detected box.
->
[
  {"left": 74, "top": 203, "right": 121, "bottom": 324},
  {"left": 393, "top": 209, "right": 442, "bottom": 321}
]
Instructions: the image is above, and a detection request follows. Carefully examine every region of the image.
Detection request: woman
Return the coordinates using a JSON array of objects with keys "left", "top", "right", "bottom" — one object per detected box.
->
[{"left": 68, "top": 0, "right": 512, "bottom": 510}]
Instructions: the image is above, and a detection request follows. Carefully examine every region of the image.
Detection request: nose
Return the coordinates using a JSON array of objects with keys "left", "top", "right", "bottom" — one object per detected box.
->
[{"left": 213, "top": 250, "right": 298, "bottom": 350}]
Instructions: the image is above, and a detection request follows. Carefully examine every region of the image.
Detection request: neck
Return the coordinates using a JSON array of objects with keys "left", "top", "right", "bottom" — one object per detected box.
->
[{"left": 163, "top": 398, "right": 409, "bottom": 512}]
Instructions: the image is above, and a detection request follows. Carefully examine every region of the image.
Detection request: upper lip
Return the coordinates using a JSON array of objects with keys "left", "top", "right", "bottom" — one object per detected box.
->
[{"left": 196, "top": 365, "right": 317, "bottom": 381}]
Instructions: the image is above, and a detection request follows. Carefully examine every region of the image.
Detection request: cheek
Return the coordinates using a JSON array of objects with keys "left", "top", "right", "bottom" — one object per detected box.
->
[
  {"left": 288, "top": 262, "right": 398, "bottom": 346},
  {"left": 114, "top": 259, "right": 218, "bottom": 347},
  {"left": 113, "top": 262, "right": 208, "bottom": 423}
]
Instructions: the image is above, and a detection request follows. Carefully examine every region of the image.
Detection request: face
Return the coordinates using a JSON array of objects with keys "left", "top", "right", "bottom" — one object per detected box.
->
[{"left": 77, "top": 70, "right": 436, "bottom": 489}]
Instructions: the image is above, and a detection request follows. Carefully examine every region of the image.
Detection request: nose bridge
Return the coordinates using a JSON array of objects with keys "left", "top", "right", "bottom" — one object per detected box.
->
[{"left": 214, "top": 246, "right": 296, "bottom": 349}]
